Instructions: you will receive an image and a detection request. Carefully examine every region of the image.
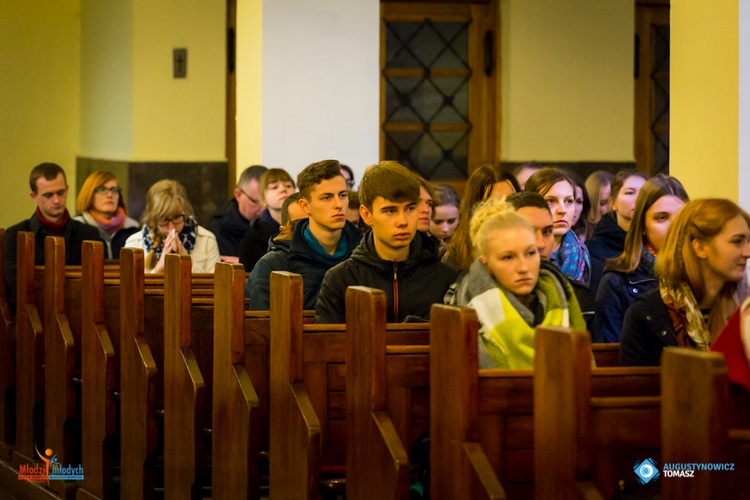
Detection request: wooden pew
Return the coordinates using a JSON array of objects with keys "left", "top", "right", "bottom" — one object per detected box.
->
[
  {"left": 12, "top": 232, "right": 44, "bottom": 469},
  {"left": 212, "top": 263, "right": 317, "bottom": 499},
  {"left": 163, "top": 253, "right": 214, "bottom": 499},
  {"left": 345, "top": 286, "right": 431, "bottom": 499},
  {"left": 212, "top": 262, "right": 259, "bottom": 499},
  {"left": 43, "top": 237, "right": 80, "bottom": 499},
  {"left": 119, "top": 248, "right": 216, "bottom": 499},
  {"left": 534, "top": 326, "right": 661, "bottom": 499},
  {"left": 0, "top": 228, "right": 16, "bottom": 461},
  {"left": 661, "top": 348, "right": 750, "bottom": 499},
  {"left": 429, "top": 306, "right": 660, "bottom": 499},
  {"left": 269, "top": 271, "right": 430, "bottom": 498},
  {"left": 591, "top": 343, "right": 619, "bottom": 367},
  {"left": 119, "top": 248, "right": 159, "bottom": 498},
  {"left": 78, "top": 241, "right": 118, "bottom": 499}
]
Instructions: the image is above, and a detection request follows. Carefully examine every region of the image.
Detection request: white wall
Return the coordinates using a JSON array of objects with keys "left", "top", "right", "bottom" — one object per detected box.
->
[{"left": 262, "top": 0, "right": 379, "bottom": 183}]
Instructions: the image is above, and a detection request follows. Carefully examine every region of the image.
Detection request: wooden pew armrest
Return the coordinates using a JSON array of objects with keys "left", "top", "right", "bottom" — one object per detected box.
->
[
  {"left": 372, "top": 410, "right": 410, "bottom": 469},
  {"left": 462, "top": 442, "right": 507, "bottom": 500},
  {"left": 291, "top": 383, "right": 322, "bottom": 442},
  {"left": 233, "top": 365, "right": 260, "bottom": 410}
]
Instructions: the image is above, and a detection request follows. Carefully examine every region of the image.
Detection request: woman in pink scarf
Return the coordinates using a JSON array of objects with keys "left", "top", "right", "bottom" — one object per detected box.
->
[{"left": 75, "top": 171, "right": 139, "bottom": 259}]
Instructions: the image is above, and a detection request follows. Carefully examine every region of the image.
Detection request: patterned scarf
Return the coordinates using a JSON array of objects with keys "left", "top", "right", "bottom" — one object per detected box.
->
[
  {"left": 550, "top": 230, "right": 591, "bottom": 284},
  {"left": 89, "top": 206, "right": 126, "bottom": 234},
  {"left": 142, "top": 215, "right": 198, "bottom": 261},
  {"left": 659, "top": 280, "right": 708, "bottom": 350},
  {"left": 638, "top": 242, "right": 657, "bottom": 276}
]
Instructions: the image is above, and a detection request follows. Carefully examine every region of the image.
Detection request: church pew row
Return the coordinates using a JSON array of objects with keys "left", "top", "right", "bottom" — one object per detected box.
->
[
  {"left": 212, "top": 262, "right": 318, "bottom": 499},
  {"left": 345, "top": 285, "right": 431, "bottom": 498},
  {"left": 661, "top": 348, "right": 750, "bottom": 499},
  {"left": 534, "top": 326, "right": 661, "bottom": 499},
  {"left": 428, "top": 306, "right": 661, "bottom": 499},
  {"left": 0, "top": 228, "right": 15, "bottom": 461},
  {"left": 268, "top": 271, "right": 430, "bottom": 498}
]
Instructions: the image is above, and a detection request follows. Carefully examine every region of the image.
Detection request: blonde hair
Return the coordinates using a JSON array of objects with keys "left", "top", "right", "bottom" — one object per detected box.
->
[
  {"left": 469, "top": 198, "right": 534, "bottom": 259},
  {"left": 584, "top": 170, "right": 613, "bottom": 225},
  {"left": 142, "top": 179, "right": 194, "bottom": 269},
  {"left": 656, "top": 198, "right": 750, "bottom": 338},
  {"left": 76, "top": 171, "right": 127, "bottom": 214}
]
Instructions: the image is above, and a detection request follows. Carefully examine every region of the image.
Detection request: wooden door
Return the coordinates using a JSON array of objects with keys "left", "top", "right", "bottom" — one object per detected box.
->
[
  {"left": 634, "top": 1, "right": 670, "bottom": 175},
  {"left": 381, "top": 1, "right": 498, "bottom": 188}
]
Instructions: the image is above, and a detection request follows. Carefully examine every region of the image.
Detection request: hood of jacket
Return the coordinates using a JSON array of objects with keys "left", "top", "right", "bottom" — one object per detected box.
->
[
  {"left": 287, "top": 219, "right": 361, "bottom": 266},
  {"left": 589, "top": 214, "right": 626, "bottom": 253}
]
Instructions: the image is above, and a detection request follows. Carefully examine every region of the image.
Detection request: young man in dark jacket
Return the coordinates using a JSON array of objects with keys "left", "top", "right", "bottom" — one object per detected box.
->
[
  {"left": 316, "top": 161, "right": 457, "bottom": 324},
  {"left": 5, "top": 163, "right": 102, "bottom": 313},
  {"left": 245, "top": 160, "right": 361, "bottom": 310}
]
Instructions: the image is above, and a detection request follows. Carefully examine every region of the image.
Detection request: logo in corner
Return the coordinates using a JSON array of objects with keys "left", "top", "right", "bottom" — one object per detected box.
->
[{"left": 634, "top": 457, "right": 660, "bottom": 484}]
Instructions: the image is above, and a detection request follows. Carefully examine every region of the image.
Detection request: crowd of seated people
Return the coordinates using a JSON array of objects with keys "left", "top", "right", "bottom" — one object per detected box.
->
[{"left": 4, "top": 159, "right": 750, "bottom": 373}]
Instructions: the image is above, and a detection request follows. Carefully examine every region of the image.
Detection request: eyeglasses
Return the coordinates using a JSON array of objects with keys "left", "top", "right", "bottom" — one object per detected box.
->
[
  {"left": 345, "top": 180, "right": 355, "bottom": 189},
  {"left": 94, "top": 186, "right": 121, "bottom": 195},
  {"left": 157, "top": 214, "right": 185, "bottom": 228},
  {"left": 238, "top": 189, "right": 260, "bottom": 205}
]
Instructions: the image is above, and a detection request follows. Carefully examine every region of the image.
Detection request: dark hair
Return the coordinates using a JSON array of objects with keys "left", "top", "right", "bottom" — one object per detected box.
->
[
  {"left": 610, "top": 169, "right": 648, "bottom": 206},
  {"left": 30, "top": 162, "right": 66, "bottom": 192},
  {"left": 608, "top": 174, "right": 689, "bottom": 273},
  {"left": 565, "top": 171, "right": 593, "bottom": 239},
  {"left": 281, "top": 192, "right": 302, "bottom": 226},
  {"left": 506, "top": 191, "right": 550, "bottom": 213},
  {"left": 237, "top": 165, "right": 267, "bottom": 189},
  {"left": 358, "top": 161, "right": 419, "bottom": 211},
  {"left": 259, "top": 168, "right": 296, "bottom": 203},
  {"left": 340, "top": 164, "right": 355, "bottom": 183},
  {"left": 432, "top": 184, "right": 460, "bottom": 209},
  {"left": 297, "top": 159, "right": 344, "bottom": 199},
  {"left": 524, "top": 167, "right": 575, "bottom": 197},
  {"left": 443, "top": 165, "right": 520, "bottom": 271}
]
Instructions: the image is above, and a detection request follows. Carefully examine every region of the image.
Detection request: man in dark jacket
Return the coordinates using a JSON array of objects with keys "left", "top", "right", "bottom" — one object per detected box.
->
[
  {"left": 5, "top": 163, "right": 102, "bottom": 313},
  {"left": 246, "top": 160, "right": 361, "bottom": 310},
  {"left": 207, "top": 164, "right": 267, "bottom": 259},
  {"left": 316, "top": 161, "right": 457, "bottom": 324}
]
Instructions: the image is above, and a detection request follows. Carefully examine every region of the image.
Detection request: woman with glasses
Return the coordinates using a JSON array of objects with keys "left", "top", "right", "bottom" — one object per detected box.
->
[
  {"left": 74, "top": 171, "right": 139, "bottom": 258},
  {"left": 124, "top": 179, "right": 220, "bottom": 273}
]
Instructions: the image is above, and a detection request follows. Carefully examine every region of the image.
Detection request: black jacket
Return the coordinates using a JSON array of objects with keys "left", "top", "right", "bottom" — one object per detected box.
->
[
  {"left": 592, "top": 268, "right": 657, "bottom": 343},
  {"left": 585, "top": 215, "right": 626, "bottom": 295},
  {"left": 245, "top": 220, "right": 361, "bottom": 310},
  {"left": 238, "top": 209, "right": 280, "bottom": 272},
  {"left": 4, "top": 211, "right": 102, "bottom": 313},
  {"left": 315, "top": 231, "right": 458, "bottom": 324},
  {"left": 207, "top": 199, "right": 250, "bottom": 258},
  {"left": 619, "top": 287, "right": 677, "bottom": 366}
]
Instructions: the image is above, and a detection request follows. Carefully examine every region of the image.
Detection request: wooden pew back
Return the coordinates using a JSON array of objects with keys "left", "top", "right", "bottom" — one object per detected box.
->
[
  {"left": 534, "top": 326, "right": 661, "bottom": 499},
  {"left": 661, "top": 348, "right": 750, "bottom": 500},
  {"left": 269, "top": 272, "right": 430, "bottom": 498},
  {"left": 0, "top": 228, "right": 15, "bottom": 460},
  {"left": 346, "top": 286, "right": 430, "bottom": 498}
]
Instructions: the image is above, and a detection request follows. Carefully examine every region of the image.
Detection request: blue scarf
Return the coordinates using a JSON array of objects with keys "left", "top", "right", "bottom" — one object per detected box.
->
[
  {"left": 550, "top": 230, "right": 590, "bottom": 284},
  {"left": 142, "top": 215, "right": 198, "bottom": 261},
  {"left": 302, "top": 221, "right": 349, "bottom": 263}
]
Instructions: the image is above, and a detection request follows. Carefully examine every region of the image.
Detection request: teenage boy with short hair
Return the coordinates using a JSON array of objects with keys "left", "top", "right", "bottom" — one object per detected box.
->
[
  {"left": 245, "top": 159, "right": 361, "bottom": 310},
  {"left": 316, "top": 161, "right": 457, "bottom": 323}
]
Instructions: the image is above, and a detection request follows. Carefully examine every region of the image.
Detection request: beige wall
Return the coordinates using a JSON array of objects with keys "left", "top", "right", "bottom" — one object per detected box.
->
[
  {"left": 236, "top": 0, "right": 263, "bottom": 179},
  {"left": 0, "top": 0, "right": 81, "bottom": 228},
  {"left": 131, "top": 0, "right": 226, "bottom": 161},
  {"left": 500, "top": 0, "right": 634, "bottom": 162},
  {"left": 671, "top": 0, "right": 739, "bottom": 202}
]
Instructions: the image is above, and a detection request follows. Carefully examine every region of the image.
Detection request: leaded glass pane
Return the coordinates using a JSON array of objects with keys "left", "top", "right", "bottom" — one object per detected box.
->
[{"left": 383, "top": 18, "right": 472, "bottom": 180}]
